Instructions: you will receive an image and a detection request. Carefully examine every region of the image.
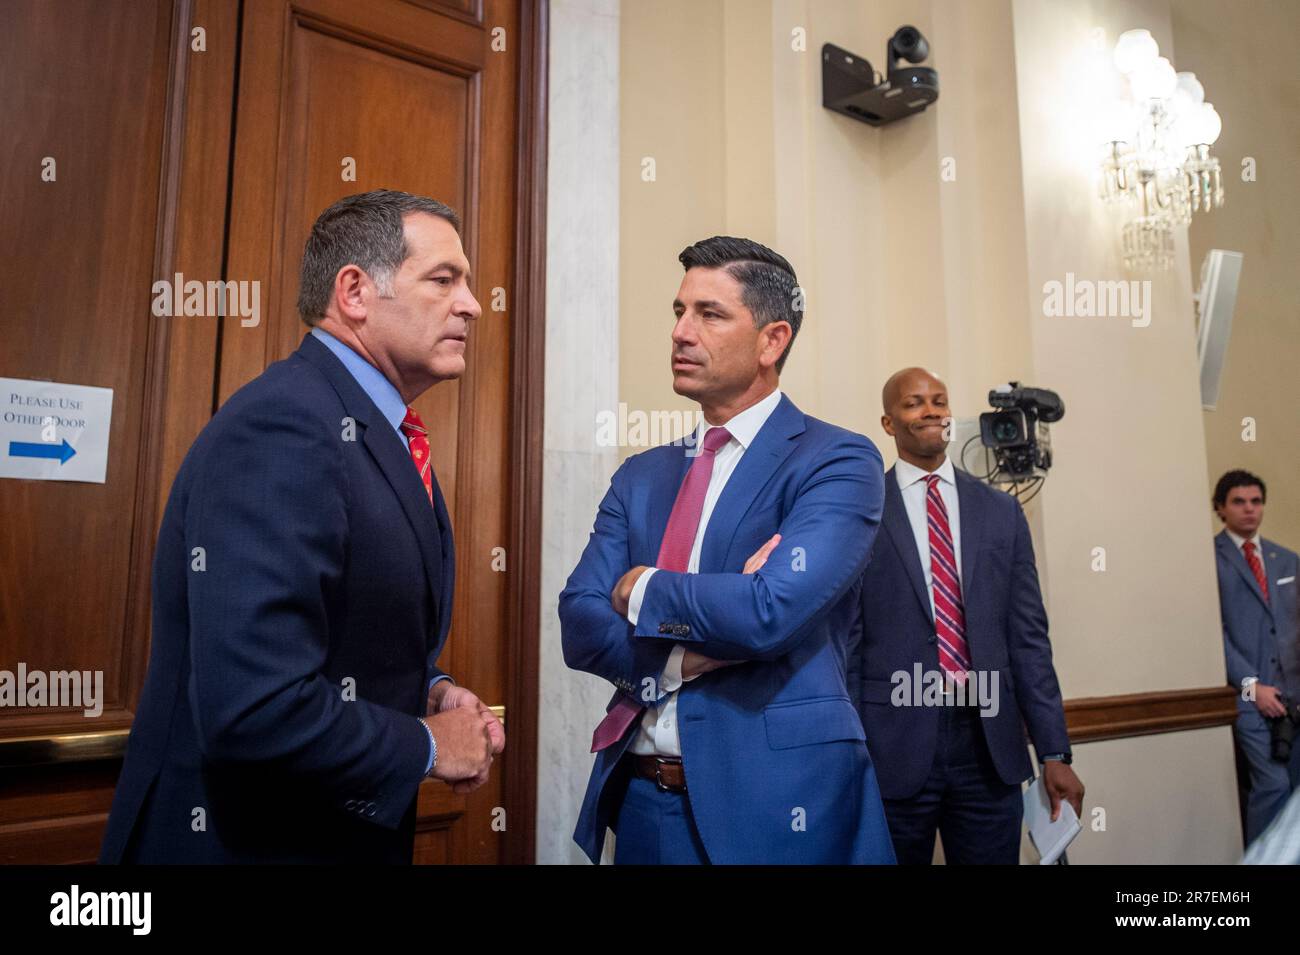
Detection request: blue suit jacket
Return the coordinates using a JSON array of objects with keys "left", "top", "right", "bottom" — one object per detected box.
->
[
  {"left": 855, "top": 466, "right": 1070, "bottom": 799},
  {"left": 559, "top": 395, "right": 896, "bottom": 864},
  {"left": 99, "top": 334, "right": 454, "bottom": 863},
  {"left": 1215, "top": 530, "right": 1300, "bottom": 710}
]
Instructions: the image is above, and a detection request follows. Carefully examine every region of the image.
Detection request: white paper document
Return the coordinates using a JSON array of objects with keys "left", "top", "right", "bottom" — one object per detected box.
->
[{"left": 1023, "top": 773, "right": 1081, "bottom": 864}]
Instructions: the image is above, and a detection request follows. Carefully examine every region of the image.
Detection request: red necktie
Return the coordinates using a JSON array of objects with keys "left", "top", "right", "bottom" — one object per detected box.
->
[
  {"left": 1243, "top": 540, "right": 1269, "bottom": 603},
  {"left": 926, "top": 474, "right": 971, "bottom": 682},
  {"left": 400, "top": 407, "right": 434, "bottom": 504},
  {"left": 590, "top": 427, "right": 734, "bottom": 752}
]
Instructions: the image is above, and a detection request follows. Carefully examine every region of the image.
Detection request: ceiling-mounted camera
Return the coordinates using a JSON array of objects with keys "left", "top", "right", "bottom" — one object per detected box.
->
[{"left": 821, "top": 26, "right": 939, "bottom": 127}]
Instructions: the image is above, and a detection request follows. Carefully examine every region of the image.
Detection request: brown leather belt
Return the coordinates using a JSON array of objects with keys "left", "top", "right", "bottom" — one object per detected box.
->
[{"left": 633, "top": 755, "right": 687, "bottom": 792}]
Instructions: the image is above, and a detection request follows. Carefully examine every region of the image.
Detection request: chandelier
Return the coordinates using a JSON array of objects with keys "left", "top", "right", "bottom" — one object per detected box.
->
[{"left": 1098, "top": 29, "right": 1224, "bottom": 271}]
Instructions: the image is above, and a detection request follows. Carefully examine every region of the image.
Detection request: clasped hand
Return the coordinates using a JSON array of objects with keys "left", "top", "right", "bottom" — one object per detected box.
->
[{"left": 422, "top": 682, "right": 506, "bottom": 794}]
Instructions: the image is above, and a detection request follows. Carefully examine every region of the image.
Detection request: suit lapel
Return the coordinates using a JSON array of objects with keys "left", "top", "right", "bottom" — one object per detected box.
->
[
  {"left": 882, "top": 467, "right": 933, "bottom": 623},
  {"left": 428, "top": 461, "right": 456, "bottom": 644},
  {"left": 698, "top": 395, "right": 802, "bottom": 573},
  {"left": 297, "top": 335, "right": 446, "bottom": 621},
  {"left": 1219, "top": 531, "right": 1271, "bottom": 612},
  {"left": 954, "top": 470, "right": 982, "bottom": 605}
]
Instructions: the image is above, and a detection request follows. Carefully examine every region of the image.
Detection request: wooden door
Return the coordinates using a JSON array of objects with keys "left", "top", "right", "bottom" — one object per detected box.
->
[
  {"left": 0, "top": 0, "right": 543, "bottom": 865},
  {"left": 214, "top": 0, "right": 541, "bottom": 864}
]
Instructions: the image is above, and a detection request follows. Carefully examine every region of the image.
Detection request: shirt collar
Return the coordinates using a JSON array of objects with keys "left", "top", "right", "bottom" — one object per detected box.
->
[
  {"left": 895, "top": 454, "right": 955, "bottom": 491},
  {"left": 310, "top": 327, "right": 407, "bottom": 436},
  {"left": 693, "top": 388, "right": 783, "bottom": 451},
  {"left": 1225, "top": 528, "right": 1262, "bottom": 553}
]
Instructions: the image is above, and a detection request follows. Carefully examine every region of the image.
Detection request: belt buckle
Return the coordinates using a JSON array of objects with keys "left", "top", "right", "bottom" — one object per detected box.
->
[{"left": 654, "top": 756, "right": 679, "bottom": 793}]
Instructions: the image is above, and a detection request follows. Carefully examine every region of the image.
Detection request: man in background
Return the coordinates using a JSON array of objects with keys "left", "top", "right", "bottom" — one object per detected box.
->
[
  {"left": 1213, "top": 469, "right": 1300, "bottom": 845},
  {"left": 855, "top": 367, "right": 1083, "bottom": 863}
]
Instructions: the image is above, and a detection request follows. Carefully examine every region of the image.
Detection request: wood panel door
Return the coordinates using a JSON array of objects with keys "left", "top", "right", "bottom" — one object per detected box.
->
[
  {"left": 213, "top": 0, "right": 542, "bottom": 864},
  {"left": 0, "top": 0, "right": 240, "bottom": 862}
]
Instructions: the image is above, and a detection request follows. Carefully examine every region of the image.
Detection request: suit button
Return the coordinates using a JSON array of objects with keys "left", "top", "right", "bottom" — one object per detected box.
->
[
  {"left": 365, "top": 805, "right": 377, "bottom": 818},
  {"left": 345, "top": 799, "right": 358, "bottom": 810},
  {"left": 676, "top": 625, "right": 690, "bottom": 636},
  {"left": 659, "top": 623, "right": 672, "bottom": 634}
]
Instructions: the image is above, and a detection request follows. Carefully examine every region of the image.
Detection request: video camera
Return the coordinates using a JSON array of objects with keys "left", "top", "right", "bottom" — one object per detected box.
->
[{"left": 978, "top": 382, "right": 1065, "bottom": 480}]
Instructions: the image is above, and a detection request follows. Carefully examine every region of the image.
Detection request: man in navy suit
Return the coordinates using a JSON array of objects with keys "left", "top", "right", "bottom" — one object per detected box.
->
[
  {"left": 100, "top": 190, "right": 504, "bottom": 863},
  {"left": 1213, "top": 469, "right": 1300, "bottom": 844},
  {"left": 560, "top": 236, "right": 895, "bottom": 864},
  {"left": 855, "top": 367, "right": 1083, "bottom": 864}
]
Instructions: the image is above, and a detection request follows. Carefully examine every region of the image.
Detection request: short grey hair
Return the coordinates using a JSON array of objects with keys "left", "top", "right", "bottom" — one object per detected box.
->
[{"left": 297, "top": 189, "right": 461, "bottom": 325}]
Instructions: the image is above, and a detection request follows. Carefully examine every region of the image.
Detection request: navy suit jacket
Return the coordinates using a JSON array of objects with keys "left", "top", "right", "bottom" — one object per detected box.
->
[
  {"left": 99, "top": 334, "right": 455, "bottom": 863},
  {"left": 855, "top": 465, "right": 1070, "bottom": 800},
  {"left": 1215, "top": 530, "right": 1300, "bottom": 710},
  {"left": 560, "top": 395, "right": 896, "bottom": 864}
]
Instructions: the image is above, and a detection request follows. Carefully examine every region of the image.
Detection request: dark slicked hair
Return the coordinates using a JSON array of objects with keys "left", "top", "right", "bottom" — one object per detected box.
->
[
  {"left": 678, "top": 235, "right": 802, "bottom": 373},
  {"left": 297, "top": 189, "right": 461, "bottom": 325},
  {"left": 1213, "top": 469, "right": 1267, "bottom": 508}
]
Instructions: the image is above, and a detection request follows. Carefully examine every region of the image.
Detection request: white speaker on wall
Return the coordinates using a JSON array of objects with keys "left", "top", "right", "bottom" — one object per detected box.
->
[{"left": 1195, "top": 249, "right": 1244, "bottom": 410}]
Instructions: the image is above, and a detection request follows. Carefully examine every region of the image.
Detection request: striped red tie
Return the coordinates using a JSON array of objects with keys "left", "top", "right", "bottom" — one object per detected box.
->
[
  {"left": 1243, "top": 540, "right": 1269, "bottom": 603},
  {"left": 926, "top": 474, "right": 971, "bottom": 682},
  {"left": 400, "top": 407, "right": 434, "bottom": 504}
]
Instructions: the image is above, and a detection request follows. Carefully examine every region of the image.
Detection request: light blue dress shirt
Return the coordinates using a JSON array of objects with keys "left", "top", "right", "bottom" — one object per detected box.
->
[{"left": 310, "top": 327, "right": 451, "bottom": 776}]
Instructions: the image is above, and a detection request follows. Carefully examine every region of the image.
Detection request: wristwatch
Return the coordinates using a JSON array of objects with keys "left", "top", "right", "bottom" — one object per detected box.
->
[{"left": 1040, "top": 752, "right": 1072, "bottom": 765}]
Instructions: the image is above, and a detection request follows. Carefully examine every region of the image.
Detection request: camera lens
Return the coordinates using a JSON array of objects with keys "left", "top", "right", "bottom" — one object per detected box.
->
[{"left": 993, "top": 417, "right": 1020, "bottom": 444}]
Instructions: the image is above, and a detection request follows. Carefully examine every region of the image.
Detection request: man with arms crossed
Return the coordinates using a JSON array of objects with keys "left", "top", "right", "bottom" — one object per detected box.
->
[{"left": 560, "top": 236, "right": 894, "bottom": 864}]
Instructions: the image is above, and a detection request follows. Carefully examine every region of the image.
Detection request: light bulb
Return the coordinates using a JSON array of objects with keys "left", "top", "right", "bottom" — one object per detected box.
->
[
  {"left": 1170, "top": 72, "right": 1203, "bottom": 117},
  {"left": 1113, "top": 29, "right": 1158, "bottom": 74},
  {"left": 1198, "top": 102, "right": 1222, "bottom": 144},
  {"left": 1130, "top": 56, "right": 1177, "bottom": 101},
  {"left": 1175, "top": 72, "right": 1204, "bottom": 105}
]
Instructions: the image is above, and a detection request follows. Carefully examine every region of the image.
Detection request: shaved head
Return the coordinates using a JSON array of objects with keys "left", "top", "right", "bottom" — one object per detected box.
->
[
  {"left": 882, "top": 366, "right": 946, "bottom": 415},
  {"left": 880, "top": 366, "right": 950, "bottom": 471}
]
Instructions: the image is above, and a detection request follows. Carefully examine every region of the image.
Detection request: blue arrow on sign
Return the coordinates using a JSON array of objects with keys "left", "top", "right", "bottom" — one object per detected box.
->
[{"left": 9, "top": 439, "right": 77, "bottom": 464}]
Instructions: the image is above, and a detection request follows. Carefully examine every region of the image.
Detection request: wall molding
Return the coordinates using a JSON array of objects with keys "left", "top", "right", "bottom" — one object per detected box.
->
[{"left": 1064, "top": 685, "right": 1238, "bottom": 744}]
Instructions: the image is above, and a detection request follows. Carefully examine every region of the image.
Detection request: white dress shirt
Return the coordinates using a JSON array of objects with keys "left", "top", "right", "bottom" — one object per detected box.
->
[
  {"left": 624, "top": 388, "right": 784, "bottom": 756},
  {"left": 894, "top": 456, "right": 962, "bottom": 624}
]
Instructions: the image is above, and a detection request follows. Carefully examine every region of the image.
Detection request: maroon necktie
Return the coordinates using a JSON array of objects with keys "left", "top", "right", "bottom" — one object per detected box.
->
[
  {"left": 927, "top": 475, "right": 971, "bottom": 682},
  {"left": 590, "top": 427, "right": 734, "bottom": 752},
  {"left": 1243, "top": 540, "right": 1269, "bottom": 603}
]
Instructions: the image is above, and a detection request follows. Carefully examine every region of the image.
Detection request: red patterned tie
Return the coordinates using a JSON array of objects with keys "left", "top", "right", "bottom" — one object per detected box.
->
[
  {"left": 590, "top": 426, "right": 734, "bottom": 752},
  {"left": 1243, "top": 540, "right": 1269, "bottom": 603},
  {"left": 400, "top": 407, "right": 434, "bottom": 504},
  {"left": 927, "top": 475, "right": 971, "bottom": 683}
]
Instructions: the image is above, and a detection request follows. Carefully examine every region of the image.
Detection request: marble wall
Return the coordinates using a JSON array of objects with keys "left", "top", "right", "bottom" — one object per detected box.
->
[{"left": 536, "top": 0, "right": 621, "bottom": 865}]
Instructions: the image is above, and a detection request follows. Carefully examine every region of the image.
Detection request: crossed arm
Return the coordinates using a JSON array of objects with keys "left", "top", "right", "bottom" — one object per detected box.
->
[{"left": 559, "top": 435, "right": 885, "bottom": 695}]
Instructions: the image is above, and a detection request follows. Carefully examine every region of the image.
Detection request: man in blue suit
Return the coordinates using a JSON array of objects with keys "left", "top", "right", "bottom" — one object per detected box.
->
[
  {"left": 1213, "top": 469, "right": 1300, "bottom": 844},
  {"left": 855, "top": 367, "right": 1083, "bottom": 864},
  {"left": 559, "top": 236, "right": 895, "bottom": 865},
  {"left": 100, "top": 190, "right": 504, "bottom": 863}
]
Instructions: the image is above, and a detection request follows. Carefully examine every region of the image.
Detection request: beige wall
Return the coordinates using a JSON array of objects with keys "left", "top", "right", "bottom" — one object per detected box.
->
[
  {"left": 618, "top": 0, "right": 1260, "bottom": 862},
  {"left": 1172, "top": 0, "right": 1300, "bottom": 550}
]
